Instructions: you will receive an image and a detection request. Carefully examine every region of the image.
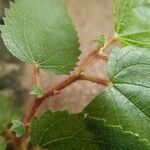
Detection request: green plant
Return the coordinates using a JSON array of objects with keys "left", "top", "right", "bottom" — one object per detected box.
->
[{"left": 0, "top": 0, "right": 150, "bottom": 149}]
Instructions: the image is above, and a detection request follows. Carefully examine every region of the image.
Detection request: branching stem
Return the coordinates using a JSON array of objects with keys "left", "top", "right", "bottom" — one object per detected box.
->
[{"left": 24, "top": 37, "right": 116, "bottom": 124}]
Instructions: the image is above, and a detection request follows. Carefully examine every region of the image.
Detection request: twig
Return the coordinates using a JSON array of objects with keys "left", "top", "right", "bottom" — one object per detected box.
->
[{"left": 24, "top": 37, "right": 116, "bottom": 124}]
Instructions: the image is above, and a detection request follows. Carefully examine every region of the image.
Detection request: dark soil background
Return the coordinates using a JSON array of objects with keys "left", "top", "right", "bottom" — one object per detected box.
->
[{"left": 0, "top": 0, "right": 113, "bottom": 115}]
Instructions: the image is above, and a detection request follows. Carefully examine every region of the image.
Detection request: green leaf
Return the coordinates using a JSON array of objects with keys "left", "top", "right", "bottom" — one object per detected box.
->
[
  {"left": 31, "top": 110, "right": 100, "bottom": 150},
  {"left": 1, "top": 0, "right": 80, "bottom": 74},
  {"left": 31, "top": 109, "right": 150, "bottom": 150},
  {"left": 84, "top": 46, "right": 150, "bottom": 141},
  {"left": 114, "top": 0, "right": 150, "bottom": 47},
  {"left": 86, "top": 117, "right": 150, "bottom": 150},
  {"left": 30, "top": 85, "right": 44, "bottom": 98},
  {"left": 0, "top": 136, "right": 6, "bottom": 150},
  {"left": 10, "top": 120, "right": 25, "bottom": 137},
  {"left": 95, "top": 35, "right": 106, "bottom": 47},
  {"left": 0, "top": 96, "right": 20, "bottom": 133}
]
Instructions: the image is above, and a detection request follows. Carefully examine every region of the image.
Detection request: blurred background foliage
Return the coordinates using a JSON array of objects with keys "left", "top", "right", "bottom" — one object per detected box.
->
[{"left": 0, "top": 0, "right": 28, "bottom": 108}]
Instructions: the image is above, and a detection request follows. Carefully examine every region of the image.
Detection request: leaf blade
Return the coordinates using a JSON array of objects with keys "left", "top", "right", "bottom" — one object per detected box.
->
[
  {"left": 1, "top": 0, "right": 80, "bottom": 74},
  {"left": 30, "top": 85, "right": 44, "bottom": 98},
  {"left": 31, "top": 109, "right": 150, "bottom": 150},
  {"left": 31, "top": 110, "right": 100, "bottom": 150},
  {"left": 84, "top": 46, "right": 150, "bottom": 141},
  {"left": 86, "top": 117, "right": 150, "bottom": 150},
  {"left": 114, "top": 0, "right": 150, "bottom": 47},
  {"left": 10, "top": 120, "right": 25, "bottom": 137}
]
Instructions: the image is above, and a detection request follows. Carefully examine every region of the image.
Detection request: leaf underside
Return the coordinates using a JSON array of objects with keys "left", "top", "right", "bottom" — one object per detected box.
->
[
  {"left": 114, "top": 0, "right": 150, "bottom": 47},
  {"left": 1, "top": 0, "right": 80, "bottom": 74}
]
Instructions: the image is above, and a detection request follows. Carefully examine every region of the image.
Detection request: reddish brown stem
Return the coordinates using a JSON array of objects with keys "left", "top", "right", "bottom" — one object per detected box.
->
[
  {"left": 25, "top": 74, "right": 78, "bottom": 124},
  {"left": 25, "top": 73, "right": 110, "bottom": 124},
  {"left": 77, "top": 47, "right": 99, "bottom": 72},
  {"left": 79, "top": 75, "right": 110, "bottom": 86},
  {"left": 100, "top": 37, "right": 117, "bottom": 52},
  {"left": 24, "top": 38, "right": 116, "bottom": 124}
]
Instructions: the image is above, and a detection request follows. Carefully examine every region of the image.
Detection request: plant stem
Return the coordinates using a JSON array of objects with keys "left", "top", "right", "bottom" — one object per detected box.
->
[
  {"left": 24, "top": 37, "right": 116, "bottom": 124},
  {"left": 79, "top": 74, "right": 110, "bottom": 86},
  {"left": 99, "top": 36, "right": 117, "bottom": 53},
  {"left": 25, "top": 73, "right": 109, "bottom": 124},
  {"left": 33, "top": 64, "right": 40, "bottom": 86},
  {"left": 77, "top": 47, "right": 100, "bottom": 72},
  {"left": 24, "top": 74, "right": 78, "bottom": 124}
]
